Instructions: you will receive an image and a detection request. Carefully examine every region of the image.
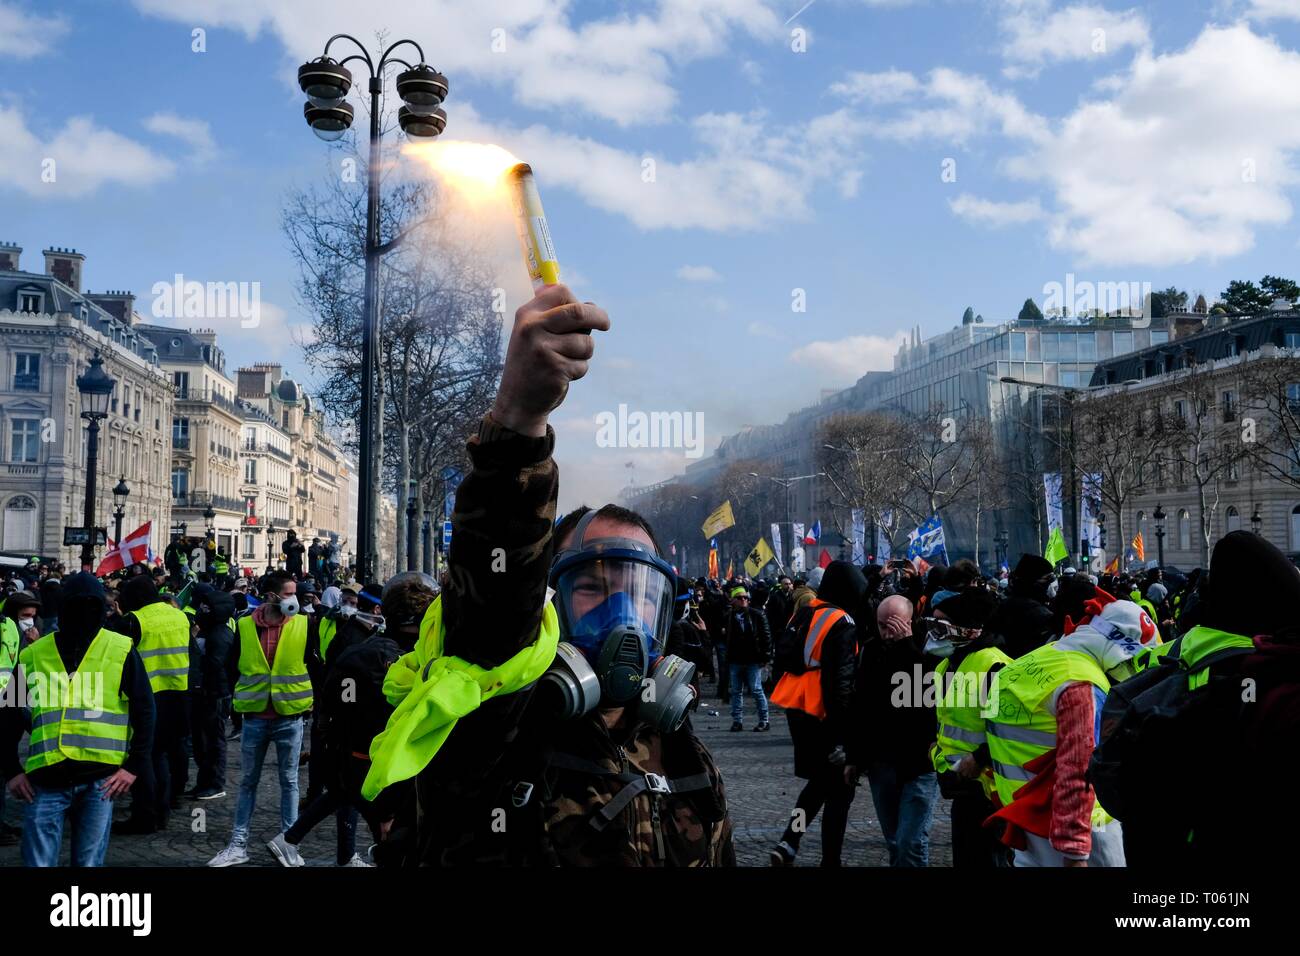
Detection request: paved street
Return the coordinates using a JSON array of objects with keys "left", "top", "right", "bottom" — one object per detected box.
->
[{"left": 1, "top": 684, "right": 952, "bottom": 867}]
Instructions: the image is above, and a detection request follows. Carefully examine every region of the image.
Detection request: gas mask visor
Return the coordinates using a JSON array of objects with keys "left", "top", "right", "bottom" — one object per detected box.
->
[{"left": 550, "top": 516, "right": 676, "bottom": 706}]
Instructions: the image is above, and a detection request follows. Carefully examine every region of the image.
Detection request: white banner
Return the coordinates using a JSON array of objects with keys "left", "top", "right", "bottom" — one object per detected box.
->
[
  {"left": 851, "top": 509, "right": 866, "bottom": 565},
  {"left": 770, "top": 523, "right": 784, "bottom": 569},
  {"left": 877, "top": 510, "right": 892, "bottom": 562},
  {"left": 1082, "top": 473, "right": 1103, "bottom": 564},
  {"left": 1043, "top": 472, "right": 1064, "bottom": 533},
  {"left": 790, "top": 546, "right": 806, "bottom": 573}
]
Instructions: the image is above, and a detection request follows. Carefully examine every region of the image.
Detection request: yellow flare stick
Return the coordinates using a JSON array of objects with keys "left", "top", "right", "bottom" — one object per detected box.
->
[{"left": 507, "top": 163, "right": 560, "bottom": 289}]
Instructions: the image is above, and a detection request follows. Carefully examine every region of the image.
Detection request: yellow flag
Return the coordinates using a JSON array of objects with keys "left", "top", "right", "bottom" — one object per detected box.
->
[
  {"left": 701, "top": 500, "right": 736, "bottom": 538},
  {"left": 1044, "top": 526, "right": 1068, "bottom": 566},
  {"left": 745, "top": 537, "right": 775, "bottom": 577}
]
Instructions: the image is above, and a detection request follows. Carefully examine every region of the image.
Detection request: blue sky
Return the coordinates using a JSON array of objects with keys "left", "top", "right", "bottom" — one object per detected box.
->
[{"left": 5, "top": 0, "right": 1300, "bottom": 509}]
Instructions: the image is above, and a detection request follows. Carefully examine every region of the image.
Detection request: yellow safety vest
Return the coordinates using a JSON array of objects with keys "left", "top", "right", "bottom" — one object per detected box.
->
[
  {"left": 318, "top": 616, "right": 339, "bottom": 662},
  {"left": 234, "top": 614, "right": 312, "bottom": 715},
  {"left": 363, "top": 593, "right": 559, "bottom": 801},
  {"left": 20, "top": 629, "right": 132, "bottom": 772},
  {"left": 985, "top": 643, "right": 1112, "bottom": 826},
  {"left": 930, "top": 644, "right": 1013, "bottom": 799},
  {"left": 1132, "top": 625, "right": 1253, "bottom": 690},
  {"left": 132, "top": 601, "right": 192, "bottom": 693},
  {"left": 0, "top": 617, "right": 19, "bottom": 694}
]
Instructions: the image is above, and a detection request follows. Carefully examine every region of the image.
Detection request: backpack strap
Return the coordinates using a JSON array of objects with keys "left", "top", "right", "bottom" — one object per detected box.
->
[
  {"left": 547, "top": 752, "right": 713, "bottom": 832},
  {"left": 1181, "top": 644, "right": 1253, "bottom": 676}
]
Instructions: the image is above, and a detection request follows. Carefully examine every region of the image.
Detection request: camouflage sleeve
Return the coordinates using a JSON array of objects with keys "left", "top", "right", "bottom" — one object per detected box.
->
[{"left": 442, "top": 414, "right": 559, "bottom": 669}]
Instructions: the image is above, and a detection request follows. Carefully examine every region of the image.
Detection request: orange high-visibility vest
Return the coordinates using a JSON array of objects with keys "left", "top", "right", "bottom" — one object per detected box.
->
[{"left": 770, "top": 601, "right": 849, "bottom": 720}]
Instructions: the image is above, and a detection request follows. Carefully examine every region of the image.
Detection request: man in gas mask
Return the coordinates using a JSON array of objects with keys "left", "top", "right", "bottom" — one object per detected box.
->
[
  {"left": 359, "top": 283, "right": 733, "bottom": 866},
  {"left": 207, "top": 571, "right": 312, "bottom": 866}
]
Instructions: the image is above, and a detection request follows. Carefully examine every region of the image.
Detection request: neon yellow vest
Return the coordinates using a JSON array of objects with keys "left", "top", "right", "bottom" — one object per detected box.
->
[
  {"left": 234, "top": 614, "right": 313, "bottom": 715},
  {"left": 1132, "top": 625, "right": 1252, "bottom": 689},
  {"left": 0, "top": 617, "right": 19, "bottom": 694},
  {"left": 20, "top": 629, "right": 132, "bottom": 772},
  {"left": 362, "top": 593, "right": 560, "bottom": 801},
  {"left": 213, "top": 557, "right": 229, "bottom": 575},
  {"left": 986, "top": 643, "right": 1111, "bottom": 825},
  {"left": 931, "top": 644, "right": 1013, "bottom": 799},
  {"left": 132, "top": 601, "right": 191, "bottom": 693},
  {"left": 318, "top": 616, "right": 338, "bottom": 661}
]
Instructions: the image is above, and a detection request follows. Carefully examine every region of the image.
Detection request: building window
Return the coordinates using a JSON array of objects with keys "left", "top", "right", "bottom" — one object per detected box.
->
[
  {"left": 18, "top": 292, "right": 41, "bottom": 313},
  {"left": 1114, "top": 331, "right": 1134, "bottom": 356},
  {"left": 1010, "top": 332, "right": 1026, "bottom": 361},
  {"left": 10, "top": 419, "right": 40, "bottom": 463},
  {"left": 172, "top": 468, "right": 189, "bottom": 499},
  {"left": 1178, "top": 509, "right": 1191, "bottom": 551},
  {"left": 13, "top": 353, "right": 39, "bottom": 391},
  {"left": 1286, "top": 332, "right": 1300, "bottom": 349},
  {"left": 1077, "top": 333, "right": 1096, "bottom": 362},
  {"left": 1151, "top": 330, "right": 1169, "bottom": 346},
  {"left": 173, "top": 371, "right": 189, "bottom": 396},
  {"left": 1222, "top": 390, "right": 1236, "bottom": 423},
  {"left": 1174, "top": 399, "right": 1186, "bottom": 421},
  {"left": 1292, "top": 506, "right": 1300, "bottom": 550},
  {"left": 1226, "top": 506, "right": 1241, "bottom": 534},
  {"left": 242, "top": 532, "right": 256, "bottom": 559},
  {"left": 173, "top": 418, "right": 190, "bottom": 449},
  {"left": 245, "top": 459, "right": 257, "bottom": 483},
  {"left": 1042, "top": 333, "right": 1059, "bottom": 362},
  {"left": 1, "top": 495, "right": 38, "bottom": 551}
]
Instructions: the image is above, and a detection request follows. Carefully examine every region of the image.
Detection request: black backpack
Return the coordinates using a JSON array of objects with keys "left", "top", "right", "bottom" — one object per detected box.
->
[
  {"left": 1089, "top": 639, "right": 1251, "bottom": 821},
  {"left": 776, "top": 605, "right": 836, "bottom": 678}
]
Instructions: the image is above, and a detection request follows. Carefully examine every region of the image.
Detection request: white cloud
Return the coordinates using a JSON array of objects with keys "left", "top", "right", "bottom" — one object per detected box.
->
[
  {"left": 144, "top": 113, "right": 216, "bottom": 159},
  {"left": 1001, "top": 3, "right": 1150, "bottom": 77},
  {"left": 790, "top": 331, "right": 908, "bottom": 383},
  {"left": 130, "top": 0, "right": 782, "bottom": 126},
  {"left": 830, "top": 69, "right": 922, "bottom": 104},
  {"left": 422, "top": 101, "right": 866, "bottom": 232},
  {"left": 0, "top": 106, "right": 176, "bottom": 198},
  {"left": 1248, "top": 0, "right": 1300, "bottom": 21},
  {"left": 847, "top": 68, "right": 1049, "bottom": 145},
  {"left": 0, "top": 3, "right": 67, "bottom": 58},
  {"left": 747, "top": 321, "right": 780, "bottom": 338},
  {"left": 677, "top": 264, "right": 722, "bottom": 281},
  {"left": 949, "top": 193, "right": 1044, "bottom": 226}
]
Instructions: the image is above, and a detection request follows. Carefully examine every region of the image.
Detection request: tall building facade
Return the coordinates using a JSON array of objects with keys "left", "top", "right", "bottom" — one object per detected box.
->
[{"left": 0, "top": 243, "right": 173, "bottom": 566}]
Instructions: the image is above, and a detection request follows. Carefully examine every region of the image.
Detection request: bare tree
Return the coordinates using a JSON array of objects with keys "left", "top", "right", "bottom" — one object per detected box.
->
[{"left": 1240, "top": 353, "right": 1300, "bottom": 488}]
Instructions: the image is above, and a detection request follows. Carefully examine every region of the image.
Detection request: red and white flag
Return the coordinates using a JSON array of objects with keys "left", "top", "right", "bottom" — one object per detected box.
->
[{"left": 95, "top": 521, "right": 152, "bottom": 575}]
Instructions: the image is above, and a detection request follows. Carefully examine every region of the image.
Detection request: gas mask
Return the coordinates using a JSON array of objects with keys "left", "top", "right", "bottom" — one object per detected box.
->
[
  {"left": 922, "top": 617, "right": 978, "bottom": 659},
  {"left": 544, "top": 509, "right": 693, "bottom": 727},
  {"left": 277, "top": 594, "right": 300, "bottom": 617}
]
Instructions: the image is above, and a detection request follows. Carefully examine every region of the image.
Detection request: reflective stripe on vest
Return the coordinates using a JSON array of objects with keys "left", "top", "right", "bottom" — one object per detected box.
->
[
  {"left": 18, "top": 629, "right": 132, "bottom": 772},
  {"left": 769, "top": 602, "right": 850, "bottom": 721},
  {"left": 132, "top": 602, "right": 191, "bottom": 693},
  {"left": 234, "top": 614, "right": 312, "bottom": 715},
  {"left": 930, "top": 644, "right": 1012, "bottom": 793},
  {"left": 984, "top": 643, "right": 1110, "bottom": 812}
]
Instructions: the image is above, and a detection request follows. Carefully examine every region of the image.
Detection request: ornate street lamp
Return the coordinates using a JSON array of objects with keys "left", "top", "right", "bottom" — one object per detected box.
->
[
  {"left": 112, "top": 477, "right": 130, "bottom": 548},
  {"left": 203, "top": 503, "right": 217, "bottom": 540},
  {"left": 1251, "top": 505, "right": 1263, "bottom": 536},
  {"left": 76, "top": 353, "right": 115, "bottom": 568},
  {"left": 298, "top": 35, "right": 448, "bottom": 584},
  {"left": 1153, "top": 503, "right": 1166, "bottom": 568}
]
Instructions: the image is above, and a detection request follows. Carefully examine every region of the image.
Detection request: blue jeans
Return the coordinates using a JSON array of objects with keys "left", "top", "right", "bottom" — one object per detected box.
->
[
  {"left": 729, "top": 663, "right": 769, "bottom": 724},
  {"left": 867, "top": 763, "right": 939, "bottom": 867},
  {"left": 230, "top": 715, "right": 303, "bottom": 847},
  {"left": 22, "top": 780, "right": 116, "bottom": 867}
]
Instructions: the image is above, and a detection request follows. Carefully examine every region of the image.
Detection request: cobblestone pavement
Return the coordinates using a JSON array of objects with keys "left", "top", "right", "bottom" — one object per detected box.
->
[{"left": 1, "top": 684, "right": 952, "bottom": 867}]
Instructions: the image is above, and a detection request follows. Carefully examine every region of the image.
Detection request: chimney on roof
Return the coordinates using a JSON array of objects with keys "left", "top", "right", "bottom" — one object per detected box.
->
[
  {"left": 87, "top": 290, "right": 136, "bottom": 325},
  {"left": 0, "top": 242, "right": 20, "bottom": 271},
  {"left": 42, "top": 246, "right": 85, "bottom": 293}
]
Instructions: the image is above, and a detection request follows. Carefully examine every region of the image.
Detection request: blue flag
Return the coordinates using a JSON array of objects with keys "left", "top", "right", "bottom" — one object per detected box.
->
[{"left": 906, "top": 514, "right": 948, "bottom": 564}]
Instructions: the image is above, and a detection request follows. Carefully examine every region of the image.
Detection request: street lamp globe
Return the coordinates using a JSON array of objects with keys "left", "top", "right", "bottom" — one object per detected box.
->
[
  {"left": 396, "top": 64, "right": 448, "bottom": 113},
  {"left": 298, "top": 56, "right": 352, "bottom": 109},
  {"left": 397, "top": 104, "right": 446, "bottom": 139},
  {"left": 1153, "top": 503, "right": 1166, "bottom": 530},
  {"left": 1251, "top": 505, "right": 1263, "bottom": 535},
  {"left": 113, "top": 477, "right": 130, "bottom": 507},
  {"left": 304, "top": 100, "right": 354, "bottom": 141},
  {"left": 77, "top": 353, "right": 115, "bottom": 419},
  {"left": 203, "top": 504, "right": 216, "bottom": 523}
]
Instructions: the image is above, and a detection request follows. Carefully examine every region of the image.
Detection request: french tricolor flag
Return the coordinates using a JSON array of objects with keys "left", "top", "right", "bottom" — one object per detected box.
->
[{"left": 803, "top": 521, "right": 821, "bottom": 545}]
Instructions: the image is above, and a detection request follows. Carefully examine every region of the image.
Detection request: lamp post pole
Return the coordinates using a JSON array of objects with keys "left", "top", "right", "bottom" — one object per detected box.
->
[{"left": 76, "top": 354, "right": 115, "bottom": 570}]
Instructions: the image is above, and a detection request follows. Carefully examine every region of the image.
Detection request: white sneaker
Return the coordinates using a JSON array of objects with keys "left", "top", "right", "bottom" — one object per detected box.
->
[
  {"left": 341, "top": 853, "right": 374, "bottom": 867},
  {"left": 267, "top": 832, "right": 306, "bottom": 867},
  {"left": 207, "top": 844, "right": 250, "bottom": 867}
]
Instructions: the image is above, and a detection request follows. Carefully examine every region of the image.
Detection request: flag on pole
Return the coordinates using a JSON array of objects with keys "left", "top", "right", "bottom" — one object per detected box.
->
[
  {"left": 1044, "top": 526, "right": 1068, "bottom": 566},
  {"left": 725, "top": 559, "right": 735, "bottom": 580},
  {"left": 173, "top": 579, "right": 195, "bottom": 610},
  {"left": 94, "top": 521, "right": 153, "bottom": 576},
  {"left": 877, "top": 510, "right": 892, "bottom": 562},
  {"left": 770, "top": 523, "right": 785, "bottom": 570},
  {"left": 1105, "top": 554, "right": 1120, "bottom": 574},
  {"left": 701, "top": 501, "right": 736, "bottom": 538},
  {"left": 906, "top": 515, "right": 948, "bottom": 564},
  {"left": 744, "top": 537, "right": 775, "bottom": 577},
  {"left": 818, "top": 548, "right": 833, "bottom": 569},
  {"left": 803, "top": 521, "right": 821, "bottom": 545},
  {"left": 1131, "top": 532, "right": 1145, "bottom": 562}
]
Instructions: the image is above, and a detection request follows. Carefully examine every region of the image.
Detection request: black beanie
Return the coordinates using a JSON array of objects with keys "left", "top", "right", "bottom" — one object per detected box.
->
[
  {"left": 934, "top": 588, "right": 998, "bottom": 628},
  {"left": 1012, "top": 553, "right": 1054, "bottom": 581},
  {"left": 1199, "top": 530, "right": 1300, "bottom": 636},
  {"left": 118, "top": 575, "right": 160, "bottom": 613}
]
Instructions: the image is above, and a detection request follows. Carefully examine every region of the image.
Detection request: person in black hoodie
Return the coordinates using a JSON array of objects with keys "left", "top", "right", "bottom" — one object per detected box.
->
[
  {"left": 189, "top": 583, "right": 235, "bottom": 800},
  {"left": 769, "top": 560, "right": 866, "bottom": 867},
  {"left": 279, "top": 571, "right": 428, "bottom": 866},
  {"left": 2, "top": 573, "right": 155, "bottom": 866},
  {"left": 723, "top": 584, "right": 772, "bottom": 731},
  {"left": 847, "top": 590, "right": 940, "bottom": 867},
  {"left": 984, "top": 553, "right": 1055, "bottom": 659}
]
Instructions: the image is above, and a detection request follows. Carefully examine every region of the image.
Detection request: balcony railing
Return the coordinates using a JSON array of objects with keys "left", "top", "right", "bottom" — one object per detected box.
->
[
  {"left": 297, "top": 458, "right": 311, "bottom": 471},
  {"left": 176, "top": 388, "right": 237, "bottom": 414},
  {"left": 296, "top": 487, "right": 309, "bottom": 498},
  {"left": 172, "top": 491, "right": 245, "bottom": 512},
  {"left": 315, "top": 466, "right": 335, "bottom": 481},
  {"left": 270, "top": 517, "right": 290, "bottom": 529},
  {"left": 173, "top": 434, "right": 191, "bottom": 450},
  {"left": 13, "top": 373, "right": 39, "bottom": 391},
  {"left": 242, "top": 439, "right": 292, "bottom": 463}
]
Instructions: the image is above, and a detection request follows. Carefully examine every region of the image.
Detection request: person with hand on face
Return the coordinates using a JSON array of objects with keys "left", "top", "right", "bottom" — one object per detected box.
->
[
  {"left": 207, "top": 571, "right": 312, "bottom": 867},
  {"left": 358, "top": 284, "right": 732, "bottom": 866},
  {"left": 2, "top": 573, "right": 155, "bottom": 866}
]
